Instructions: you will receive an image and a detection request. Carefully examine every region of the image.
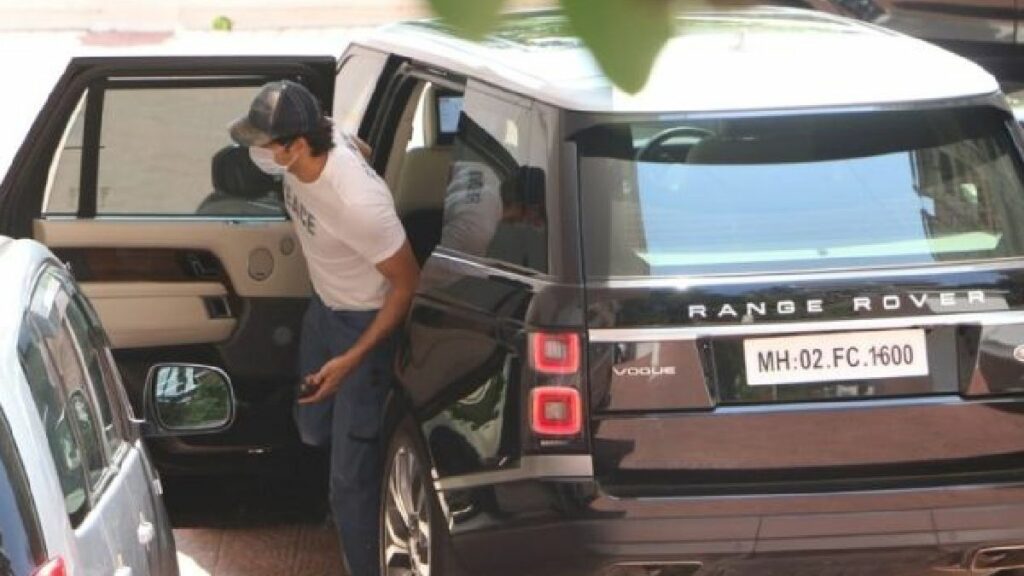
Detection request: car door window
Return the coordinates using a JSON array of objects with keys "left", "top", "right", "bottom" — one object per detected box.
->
[
  {"left": 42, "top": 82, "right": 291, "bottom": 219},
  {"left": 18, "top": 312, "right": 90, "bottom": 525},
  {"left": 97, "top": 85, "right": 282, "bottom": 217},
  {"left": 64, "top": 292, "right": 127, "bottom": 457},
  {"left": 27, "top": 269, "right": 111, "bottom": 497},
  {"left": 440, "top": 86, "right": 548, "bottom": 272}
]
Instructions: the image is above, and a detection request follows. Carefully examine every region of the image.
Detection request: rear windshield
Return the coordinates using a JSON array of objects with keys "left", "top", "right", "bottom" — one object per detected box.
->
[{"left": 575, "top": 107, "right": 1024, "bottom": 278}]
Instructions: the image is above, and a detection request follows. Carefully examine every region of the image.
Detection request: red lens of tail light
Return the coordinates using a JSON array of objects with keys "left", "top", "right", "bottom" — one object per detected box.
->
[
  {"left": 34, "top": 558, "right": 66, "bottom": 576},
  {"left": 530, "top": 333, "right": 581, "bottom": 375},
  {"left": 530, "top": 386, "right": 582, "bottom": 436}
]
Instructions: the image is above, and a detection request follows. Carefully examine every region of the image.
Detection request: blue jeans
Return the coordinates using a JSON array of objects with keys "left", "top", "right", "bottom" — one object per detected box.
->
[{"left": 294, "top": 296, "right": 392, "bottom": 576}]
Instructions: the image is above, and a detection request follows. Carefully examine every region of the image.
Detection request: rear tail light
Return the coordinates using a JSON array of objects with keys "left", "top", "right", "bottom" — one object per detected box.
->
[
  {"left": 34, "top": 558, "right": 66, "bottom": 576},
  {"left": 528, "top": 332, "right": 584, "bottom": 439},
  {"left": 531, "top": 386, "right": 582, "bottom": 436},
  {"left": 530, "top": 333, "right": 580, "bottom": 375}
]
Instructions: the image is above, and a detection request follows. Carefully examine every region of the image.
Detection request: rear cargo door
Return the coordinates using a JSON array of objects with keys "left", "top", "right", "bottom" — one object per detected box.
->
[
  {"left": 575, "top": 105, "right": 1024, "bottom": 495},
  {"left": 586, "top": 274, "right": 1024, "bottom": 495}
]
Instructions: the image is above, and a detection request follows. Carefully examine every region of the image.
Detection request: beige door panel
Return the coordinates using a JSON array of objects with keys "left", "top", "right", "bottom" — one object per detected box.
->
[
  {"left": 80, "top": 281, "right": 236, "bottom": 349},
  {"left": 35, "top": 219, "right": 312, "bottom": 298}
]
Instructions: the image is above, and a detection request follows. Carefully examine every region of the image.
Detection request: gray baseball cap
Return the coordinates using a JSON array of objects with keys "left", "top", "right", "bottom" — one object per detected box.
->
[{"left": 229, "top": 80, "right": 323, "bottom": 147}]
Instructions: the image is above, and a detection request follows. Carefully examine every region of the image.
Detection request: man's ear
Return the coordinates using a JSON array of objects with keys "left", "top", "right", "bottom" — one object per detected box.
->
[{"left": 290, "top": 136, "right": 311, "bottom": 157}]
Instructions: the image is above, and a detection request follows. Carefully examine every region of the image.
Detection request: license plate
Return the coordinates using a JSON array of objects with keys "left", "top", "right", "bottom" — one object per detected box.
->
[{"left": 743, "top": 329, "right": 929, "bottom": 386}]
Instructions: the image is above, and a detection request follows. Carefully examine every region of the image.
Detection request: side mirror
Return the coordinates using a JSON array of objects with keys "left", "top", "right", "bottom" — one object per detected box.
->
[{"left": 143, "top": 364, "right": 236, "bottom": 437}]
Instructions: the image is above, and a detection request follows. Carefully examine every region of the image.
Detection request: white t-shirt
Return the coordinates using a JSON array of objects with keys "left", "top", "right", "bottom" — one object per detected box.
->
[{"left": 283, "top": 133, "right": 406, "bottom": 311}]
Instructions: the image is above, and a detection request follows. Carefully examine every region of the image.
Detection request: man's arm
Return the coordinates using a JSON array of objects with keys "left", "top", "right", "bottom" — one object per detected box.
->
[{"left": 300, "top": 241, "right": 419, "bottom": 403}]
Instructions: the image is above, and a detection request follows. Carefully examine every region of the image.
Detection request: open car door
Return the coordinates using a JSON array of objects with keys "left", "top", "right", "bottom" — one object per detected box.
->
[{"left": 0, "top": 54, "right": 340, "bottom": 473}]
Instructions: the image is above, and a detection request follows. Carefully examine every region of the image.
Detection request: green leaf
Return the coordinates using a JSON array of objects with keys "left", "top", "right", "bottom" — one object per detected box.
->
[
  {"left": 211, "top": 15, "right": 233, "bottom": 32},
  {"left": 427, "top": 0, "right": 507, "bottom": 40},
  {"left": 562, "top": 0, "right": 675, "bottom": 93}
]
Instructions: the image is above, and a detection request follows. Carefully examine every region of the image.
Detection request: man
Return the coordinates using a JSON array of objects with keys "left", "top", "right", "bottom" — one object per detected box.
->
[{"left": 229, "top": 80, "right": 419, "bottom": 576}]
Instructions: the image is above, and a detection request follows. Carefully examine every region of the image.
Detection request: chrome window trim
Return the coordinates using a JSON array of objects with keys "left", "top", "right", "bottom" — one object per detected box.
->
[
  {"left": 429, "top": 250, "right": 559, "bottom": 285},
  {"left": 433, "top": 454, "right": 593, "bottom": 492},
  {"left": 589, "top": 311, "right": 1024, "bottom": 342},
  {"left": 587, "top": 259, "right": 1024, "bottom": 290}
]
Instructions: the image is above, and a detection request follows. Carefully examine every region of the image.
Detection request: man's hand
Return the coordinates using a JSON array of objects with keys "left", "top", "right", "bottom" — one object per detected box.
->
[
  {"left": 299, "top": 352, "right": 361, "bottom": 404},
  {"left": 299, "top": 242, "right": 417, "bottom": 406}
]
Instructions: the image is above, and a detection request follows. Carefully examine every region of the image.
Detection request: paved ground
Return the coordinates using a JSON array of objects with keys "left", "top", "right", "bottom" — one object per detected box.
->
[
  {"left": 163, "top": 455, "right": 348, "bottom": 576},
  {"left": 176, "top": 524, "right": 345, "bottom": 576}
]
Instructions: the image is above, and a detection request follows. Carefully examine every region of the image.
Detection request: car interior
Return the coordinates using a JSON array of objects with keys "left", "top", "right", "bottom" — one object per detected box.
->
[
  {"left": 388, "top": 81, "right": 463, "bottom": 266},
  {"left": 196, "top": 145, "right": 284, "bottom": 217}
]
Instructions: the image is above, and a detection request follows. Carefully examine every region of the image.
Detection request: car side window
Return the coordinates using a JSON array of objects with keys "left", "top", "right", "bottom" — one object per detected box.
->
[
  {"left": 42, "top": 83, "right": 287, "bottom": 219},
  {"left": 64, "top": 292, "right": 127, "bottom": 457},
  {"left": 27, "top": 269, "right": 111, "bottom": 497},
  {"left": 439, "top": 86, "right": 548, "bottom": 272},
  {"left": 18, "top": 307, "right": 90, "bottom": 525}
]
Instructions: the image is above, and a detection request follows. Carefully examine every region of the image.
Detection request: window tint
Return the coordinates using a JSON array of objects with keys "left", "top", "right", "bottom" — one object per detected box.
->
[
  {"left": 0, "top": 406, "right": 46, "bottom": 576},
  {"left": 28, "top": 271, "right": 107, "bottom": 494},
  {"left": 333, "top": 49, "right": 388, "bottom": 135},
  {"left": 65, "top": 293, "right": 125, "bottom": 457},
  {"left": 44, "top": 91, "right": 88, "bottom": 215},
  {"left": 94, "top": 85, "right": 283, "bottom": 217},
  {"left": 440, "top": 89, "right": 547, "bottom": 272},
  {"left": 18, "top": 319, "right": 89, "bottom": 524},
  {"left": 574, "top": 107, "right": 1024, "bottom": 277}
]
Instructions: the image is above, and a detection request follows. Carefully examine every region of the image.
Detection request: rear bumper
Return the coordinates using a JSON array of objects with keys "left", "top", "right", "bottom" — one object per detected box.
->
[{"left": 442, "top": 478, "right": 1024, "bottom": 576}]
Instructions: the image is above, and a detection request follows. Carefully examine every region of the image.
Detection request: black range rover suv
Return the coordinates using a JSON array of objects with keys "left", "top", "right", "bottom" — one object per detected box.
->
[{"left": 2, "top": 7, "right": 1024, "bottom": 576}]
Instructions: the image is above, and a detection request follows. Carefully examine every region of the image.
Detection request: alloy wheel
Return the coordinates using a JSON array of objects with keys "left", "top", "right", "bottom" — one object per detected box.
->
[{"left": 383, "top": 445, "right": 432, "bottom": 576}]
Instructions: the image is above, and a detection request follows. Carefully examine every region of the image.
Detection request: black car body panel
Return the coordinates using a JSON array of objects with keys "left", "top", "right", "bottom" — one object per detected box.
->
[{"left": 443, "top": 478, "right": 1024, "bottom": 575}]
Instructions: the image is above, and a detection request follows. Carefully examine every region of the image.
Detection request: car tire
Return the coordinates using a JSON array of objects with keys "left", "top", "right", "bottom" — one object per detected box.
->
[{"left": 380, "top": 413, "right": 450, "bottom": 576}]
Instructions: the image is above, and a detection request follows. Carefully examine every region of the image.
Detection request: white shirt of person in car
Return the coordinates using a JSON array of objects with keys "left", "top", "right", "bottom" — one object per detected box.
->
[
  {"left": 440, "top": 160, "right": 503, "bottom": 256},
  {"left": 282, "top": 132, "right": 406, "bottom": 311}
]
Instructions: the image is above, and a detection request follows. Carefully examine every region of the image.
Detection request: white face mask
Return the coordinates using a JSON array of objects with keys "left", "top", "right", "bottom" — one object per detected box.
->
[{"left": 249, "top": 146, "right": 293, "bottom": 176}]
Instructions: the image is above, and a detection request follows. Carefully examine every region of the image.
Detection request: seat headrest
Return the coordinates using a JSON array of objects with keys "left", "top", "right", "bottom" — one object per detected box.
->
[{"left": 211, "top": 145, "right": 282, "bottom": 199}]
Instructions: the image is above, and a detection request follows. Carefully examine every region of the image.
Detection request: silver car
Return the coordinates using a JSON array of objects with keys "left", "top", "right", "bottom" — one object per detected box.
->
[{"left": 0, "top": 235, "right": 236, "bottom": 576}]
